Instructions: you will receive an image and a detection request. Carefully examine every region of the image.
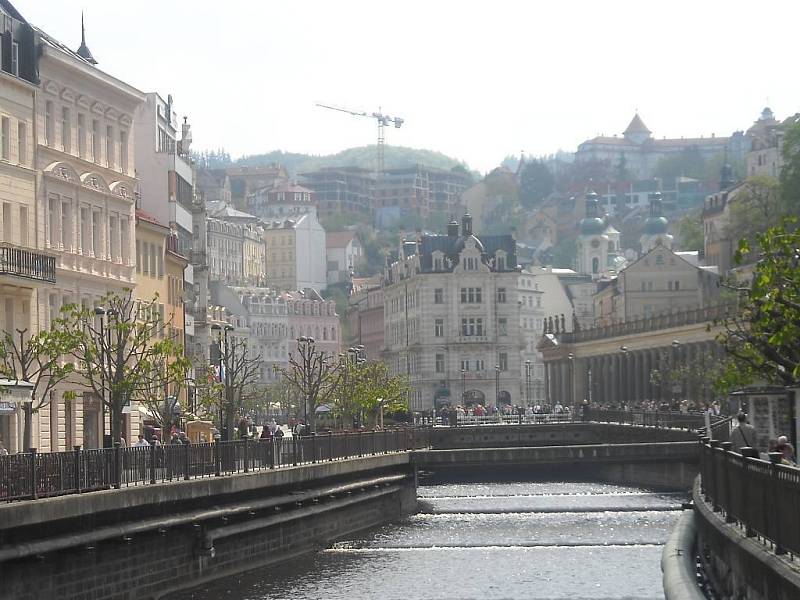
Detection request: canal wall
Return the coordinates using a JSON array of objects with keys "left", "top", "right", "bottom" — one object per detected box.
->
[
  {"left": 0, "top": 455, "right": 416, "bottom": 600},
  {"left": 692, "top": 478, "right": 800, "bottom": 600}
]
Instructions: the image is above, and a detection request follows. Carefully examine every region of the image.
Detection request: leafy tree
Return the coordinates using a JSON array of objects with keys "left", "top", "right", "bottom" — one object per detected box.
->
[
  {"left": 334, "top": 359, "right": 409, "bottom": 428},
  {"left": 716, "top": 220, "right": 800, "bottom": 388},
  {"left": 0, "top": 326, "right": 77, "bottom": 450},
  {"left": 130, "top": 344, "right": 191, "bottom": 434},
  {"left": 724, "top": 175, "right": 783, "bottom": 249},
  {"left": 549, "top": 237, "right": 578, "bottom": 268},
  {"left": 60, "top": 290, "right": 186, "bottom": 444},
  {"left": 677, "top": 212, "right": 704, "bottom": 252},
  {"left": 779, "top": 116, "right": 800, "bottom": 206},
  {"left": 519, "top": 160, "right": 554, "bottom": 209},
  {"left": 654, "top": 147, "right": 706, "bottom": 181}
]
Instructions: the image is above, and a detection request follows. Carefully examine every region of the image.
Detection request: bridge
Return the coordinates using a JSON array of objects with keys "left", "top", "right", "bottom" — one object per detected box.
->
[{"left": 0, "top": 412, "right": 731, "bottom": 600}]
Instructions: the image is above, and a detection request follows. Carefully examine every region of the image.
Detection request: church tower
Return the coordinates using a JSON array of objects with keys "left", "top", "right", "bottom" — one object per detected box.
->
[
  {"left": 623, "top": 113, "right": 652, "bottom": 145},
  {"left": 640, "top": 192, "right": 672, "bottom": 253},
  {"left": 577, "top": 191, "right": 609, "bottom": 277}
]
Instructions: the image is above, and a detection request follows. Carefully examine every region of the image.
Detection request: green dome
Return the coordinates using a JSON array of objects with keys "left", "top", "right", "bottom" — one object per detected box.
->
[
  {"left": 580, "top": 217, "right": 606, "bottom": 235},
  {"left": 643, "top": 216, "right": 668, "bottom": 235}
]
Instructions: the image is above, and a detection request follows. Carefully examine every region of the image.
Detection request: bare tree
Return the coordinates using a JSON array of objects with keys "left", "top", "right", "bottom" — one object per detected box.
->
[
  {"left": 0, "top": 326, "right": 76, "bottom": 450},
  {"left": 279, "top": 337, "right": 342, "bottom": 431},
  {"left": 130, "top": 345, "right": 191, "bottom": 434}
]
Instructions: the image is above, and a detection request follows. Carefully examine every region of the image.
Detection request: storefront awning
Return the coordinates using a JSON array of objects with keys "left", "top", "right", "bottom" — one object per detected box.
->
[{"left": 0, "top": 380, "right": 34, "bottom": 414}]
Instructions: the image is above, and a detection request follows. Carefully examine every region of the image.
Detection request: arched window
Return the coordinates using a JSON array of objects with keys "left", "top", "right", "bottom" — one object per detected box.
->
[{"left": 592, "top": 257, "right": 599, "bottom": 274}]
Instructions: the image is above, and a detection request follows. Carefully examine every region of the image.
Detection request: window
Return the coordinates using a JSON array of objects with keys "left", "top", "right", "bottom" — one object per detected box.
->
[
  {"left": 460, "top": 287, "right": 482, "bottom": 303},
  {"left": 499, "top": 353, "right": 508, "bottom": 371},
  {"left": 497, "top": 287, "right": 507, "bottom": 303},
  {"left": 106, "top": 125, "right": 114, "bottom": 167},
  {"left": 17, "top": 121, "right": 26, "bottom": 163},
  {"left": 19, "top": 206, "right": 27, "bottom": 246},
  {"left": 114, "top": 127, "right": 125, "bottom": 170},
  {"left": 435, "top": 353, "right": 445, "bottom": 374},
  {"left": 136, "top": 240, "right": 141, "bottom": 273},
  {"left": 91, "top": 119, "right": 100, "bottom": 162},
  {"left": 433, "top": 257, "right": 443, "bottom": 270},
  {"left": 536, "top": 296, "right": 541, "bottom": 308},
  {"left": 668, "top": 281, "right": 672, "bottom": 291},
  {"left": 7, "top": 40, "right": 18, "bottom": 76},
  {"left": 460, "top": 317, "right": 483, "bottom": 336},
  {"left": 0, "top": 117, "right": 8, "bottom": 160},
  {"left": 61, "top": 107, "right": 71, "bottom": 152},
  {"left": 157, "top": 245, "right": 164, "bottom": 278},
  {"left": 475, "top": 359, "right": 485, "bottom": 371},
  {"left": 498, "top": 318, "right": 507, "bottom": 336},
  {"left": 434, "top": 288, "right": 443, "bottom": 304},
  {"left": 497, "top": 256, "right": 506, "bottom": 270},
  {"left": 77, "top": 114, "right": 85, "bottom": 158},
  {"left": 655, "top": 254, "right": 664, "bottom": 265},
  {"left": 460, "top": 359, "right": 470, "bottom": 372},
  {"left": 641, "top": 282, "right": 646, "bottom": 291},
  {"left": 674, "top": 280, "right": 680, "bottom": 291},
  {"left": 434, "top": 318, "right": 444, "bottom": 337},
  {"left": 45, "top": 101, "right": 54, "bottom": 145}
]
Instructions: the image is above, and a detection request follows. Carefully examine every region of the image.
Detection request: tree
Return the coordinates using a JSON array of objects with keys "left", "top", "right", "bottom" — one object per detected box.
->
[
  {"left": 519, "top": 160, "right": 554, "bottom": 208},
  {"left": 0, "top": 326, "right": 76, "bottom": 450},
  {"left": 725, "top": 175, "right": 783, "bottom": 249},
  {"left": 677, "top": 212, "right": 704, "bottom": 252},
  {"left": 59, "top": 290, "right": 186, "bottom": 444},
  {"left": 202, "top": 334, "right": 262, "bottom": 440},
  {"left": 280, "top": 338, "right": 342, "bottom": 431},
  {"left": 130, "top": 341, "right": 191, "bottom": 434},
  {"left": 716, "top": 221, "right": 800, "bottom": 388},
  {"left": 779, "top": 116, "right": 800, "bottom": 206}
]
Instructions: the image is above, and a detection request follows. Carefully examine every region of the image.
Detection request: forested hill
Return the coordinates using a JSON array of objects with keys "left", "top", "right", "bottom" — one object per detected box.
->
[{"left": 193, "top": 145, "right": 471, "bottom": 174}]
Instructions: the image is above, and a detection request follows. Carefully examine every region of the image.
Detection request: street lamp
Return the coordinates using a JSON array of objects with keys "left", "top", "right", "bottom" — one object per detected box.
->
[
  {"left": 461, "top": 368, "right": 466, "bottom": 406},
  {"left": 620, "top": 346, "right": 629, "bottom": 409},
  {"left": 524, "top": 360, "right": 532, "bottom": 408},
  {"left": 671, "top": 340, "right": 682, "bottom": 407},
  {"left": 567, "top": 353, "right": 575, "bottom": 410},
  {"left": 297, "top": 336, "right": 315, "bottom": 429},
  {"left": 495, "top": 365, "right": 501, "bottom": 414},
  {"left": 94, "top": 306, "right": 118, "bottom": 447}
]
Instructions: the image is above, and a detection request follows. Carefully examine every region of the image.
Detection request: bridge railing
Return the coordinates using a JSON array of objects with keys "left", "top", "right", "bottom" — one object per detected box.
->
[
  {"left": 0, "top": 428, "right": 430, "bottom": 503},
  {"left": 699, "top": 439, "right": 800, "bottom": 557},
  {"left": 586, "top": 409, "right": 716, "bottom": 430}
]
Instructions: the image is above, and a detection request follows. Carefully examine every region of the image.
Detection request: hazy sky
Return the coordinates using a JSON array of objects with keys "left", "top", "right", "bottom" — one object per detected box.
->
[{"left": 20, "top": 0, "right": 800, "bottom": 173}]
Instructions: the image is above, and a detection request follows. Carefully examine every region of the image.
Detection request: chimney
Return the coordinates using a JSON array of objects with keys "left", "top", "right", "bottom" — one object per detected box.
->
[{"left": 447, "top": 219, "right": 459, "bottom": 237}]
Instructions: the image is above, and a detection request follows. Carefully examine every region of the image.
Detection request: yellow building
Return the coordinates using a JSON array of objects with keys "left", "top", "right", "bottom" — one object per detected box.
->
[{"left": 134, "top": 209, "right": 188, "bottom": 432}]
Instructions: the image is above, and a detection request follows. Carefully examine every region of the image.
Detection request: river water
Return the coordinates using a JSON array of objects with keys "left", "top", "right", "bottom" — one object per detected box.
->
[{"left": 178, "top": 480, "right": 683, "bottom": 600}]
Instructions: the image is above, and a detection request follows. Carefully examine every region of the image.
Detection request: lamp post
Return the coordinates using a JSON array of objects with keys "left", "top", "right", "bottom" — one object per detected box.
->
[
  {"left": 671, "top": 340, "right": 682, "bottom": 407},
  {"left": 620, "top": 346, "right": 629, "bottom": 410},
  {"left": 94, "top": 306, "right": 118, "bottom": 447},
  {"left": 524, "top": 360, "right": 532, "bottom": 409},
  {"left": 495, "top": 364, "right": 501, "bottom": 414},
  {"left": 567, "top": 353, "right": 575, "bottom": 410},
  {"left": 461, "top": 368, "right": 466, "bottom": 406},
  {"left": 297, "top": 336, "right": 315, "bottom": 429}
]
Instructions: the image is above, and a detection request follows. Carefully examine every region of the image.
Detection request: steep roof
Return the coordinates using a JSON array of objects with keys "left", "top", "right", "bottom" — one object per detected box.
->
[
  {"left": 135, "top": 208, "right": 168, "bottom": 231},
  {"left": 624, "top": 113, "right": 651, "bottom": 135},
  {"left": 326, "top": 231, "right": 358, "bottom": 249}
]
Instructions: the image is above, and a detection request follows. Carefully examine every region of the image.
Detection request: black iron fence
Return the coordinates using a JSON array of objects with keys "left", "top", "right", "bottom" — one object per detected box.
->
[
  {"left": 0, "top": 244, "right": 57, "bottom": 283},
  {"left": 699, "top": 439, "right": 800, "bottom": 557},
  {"left": 0, "top": 428, "right": 430, "bottom": 503}
]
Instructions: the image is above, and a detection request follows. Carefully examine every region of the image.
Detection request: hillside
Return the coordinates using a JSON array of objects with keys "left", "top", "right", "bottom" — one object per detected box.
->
[{"left": 194, "top": 145, "right": 471, "bottom": 175}]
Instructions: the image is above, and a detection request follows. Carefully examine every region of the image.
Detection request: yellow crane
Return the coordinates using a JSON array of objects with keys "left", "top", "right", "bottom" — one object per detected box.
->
[{"left": 316, "top": 103, "right": 404, "bottom": 177}]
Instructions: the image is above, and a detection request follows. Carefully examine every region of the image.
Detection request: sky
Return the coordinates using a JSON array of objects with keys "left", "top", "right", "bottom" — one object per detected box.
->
[{"left": 18, "top": 0, "right": 800, "bottom": 173}]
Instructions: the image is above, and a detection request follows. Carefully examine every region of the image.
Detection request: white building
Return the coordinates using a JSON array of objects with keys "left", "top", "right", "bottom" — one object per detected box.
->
[
  {"left": 382, "top": 215, "right": 523, "bottom": 413},
  {"left": 326, "top": 230, "right": 363, "bottom": 285},
  {"left": 263, "top": 212, "right": 326, "bottom": 292},
  {"left": 576, "top": 191, "right": 626, "bottom": 279}
]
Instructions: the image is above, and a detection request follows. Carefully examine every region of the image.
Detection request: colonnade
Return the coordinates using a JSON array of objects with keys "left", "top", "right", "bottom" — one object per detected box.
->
[{"left": 544, "top": 340, "right": 723, "bottom": 409}]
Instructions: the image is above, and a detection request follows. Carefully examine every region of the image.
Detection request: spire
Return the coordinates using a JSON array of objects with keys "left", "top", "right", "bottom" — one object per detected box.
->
[
  {"left": 76, "top": 12, "right": 98, "bottom": 65},
  {"left": 623, "top": 113, "right": 652, "bottom": 144}
]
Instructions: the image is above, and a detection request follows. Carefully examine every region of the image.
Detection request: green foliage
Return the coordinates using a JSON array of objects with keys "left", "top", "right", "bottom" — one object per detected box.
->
[
  {"left": 717, "top": 220, "right": 800, "bottom": 387},
  {"left": 58, "top": 289, "right": 188, "bottom": 443},
  {"left": 519, "top": 160, "right": 554, "bottom": 209},
  {"left": 227, "top": 145, "right": 471, "bottom": 176},
  {"left": 780, "top": 116, "right": 800, "bottom": 207},
  {"left": 319, "top": 211, "right": 371, "bottom": 232},
  {"left": 677, "top": 212, "right": 704, "bottom": 251},
  {"left": 334, "top": 360, "right": 409, "bottom": 428},
  {"left": 725, "top": 175, "right": 785, "bottom": 250},
  {"left": 0, "top": 325, "right": 77, "bottom": 449},
  {"left": 549, "top": 237, "right": 578, "bottom": 269},
  {"left": 654, "top": 147, "right": 706, "bottom": 181}
]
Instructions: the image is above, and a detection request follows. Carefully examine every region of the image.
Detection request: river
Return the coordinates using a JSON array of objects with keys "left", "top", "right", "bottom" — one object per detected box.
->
[{"left": 177, "top": 480, "right": 684, "bottom": 600}]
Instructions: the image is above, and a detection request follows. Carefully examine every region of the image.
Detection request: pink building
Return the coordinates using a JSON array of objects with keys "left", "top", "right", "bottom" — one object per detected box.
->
[{"left": 283, "top": 290, "right": 340, "bottom": 358}]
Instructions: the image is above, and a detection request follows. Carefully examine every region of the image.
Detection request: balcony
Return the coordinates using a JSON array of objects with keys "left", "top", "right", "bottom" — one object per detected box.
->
[{"left": 0, "top": 244, "right": 56, "bottom": 284}]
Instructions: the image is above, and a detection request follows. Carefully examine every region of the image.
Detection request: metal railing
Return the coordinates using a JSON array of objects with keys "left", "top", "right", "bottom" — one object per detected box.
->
[
  {"left": 699, "top": 439, "right": 800, "bottom": 557},
  {"left": 0, "top": 244, "right": 57, "bottom": 283},
  {"left": 424, "top": 409, "right": 720, "bottom": 430},
  {"left": 0, "top": 428, "right": 429, "bottom": 503}
]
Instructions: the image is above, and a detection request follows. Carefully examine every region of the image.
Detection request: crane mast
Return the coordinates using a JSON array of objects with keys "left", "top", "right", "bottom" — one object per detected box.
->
[{"left": 316, "top": 103, "right": 404, "bottom": 177}]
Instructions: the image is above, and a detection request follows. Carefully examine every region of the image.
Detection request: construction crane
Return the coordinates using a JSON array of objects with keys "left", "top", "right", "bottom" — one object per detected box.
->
[{"left": 316, "top": 103, "right": 404, "bottom": 177}]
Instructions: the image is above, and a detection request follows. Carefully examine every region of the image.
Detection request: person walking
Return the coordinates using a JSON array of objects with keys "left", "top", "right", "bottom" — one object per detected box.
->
[{"left": 729, "top": 412, "right": 758, "bottom": 452}]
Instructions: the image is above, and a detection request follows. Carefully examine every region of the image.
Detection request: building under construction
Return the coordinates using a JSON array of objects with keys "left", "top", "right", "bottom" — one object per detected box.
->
[{"left": 301, "top": 164, "right": 472, "bottom": 226}]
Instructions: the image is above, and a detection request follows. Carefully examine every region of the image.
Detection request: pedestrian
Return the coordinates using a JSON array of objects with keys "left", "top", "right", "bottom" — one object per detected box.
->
[
  {"left": 0, "top": 441, "right": 7, "bottom": 455},
  {"left": 729, "top": 412, "right": 758, "bottom": 452},
  {"left": 776, "top": 435, "right": 795, "bottom": 464},
  {"left": 134, "top": 434, "right": 150, "bottom": 447}
]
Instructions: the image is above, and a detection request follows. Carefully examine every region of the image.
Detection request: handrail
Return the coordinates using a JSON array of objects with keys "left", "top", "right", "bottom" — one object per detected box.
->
[
  {"left": 699, "top": 440, "right": 800, "bottom": 557},
  {"left": 0, "top": 428, "right": 430, "bottom": 503}
]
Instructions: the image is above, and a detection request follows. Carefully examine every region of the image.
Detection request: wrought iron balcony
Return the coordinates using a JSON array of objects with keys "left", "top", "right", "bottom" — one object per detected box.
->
[{"left": 0, "top": 244, "right": 56, "bottom": 283}]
